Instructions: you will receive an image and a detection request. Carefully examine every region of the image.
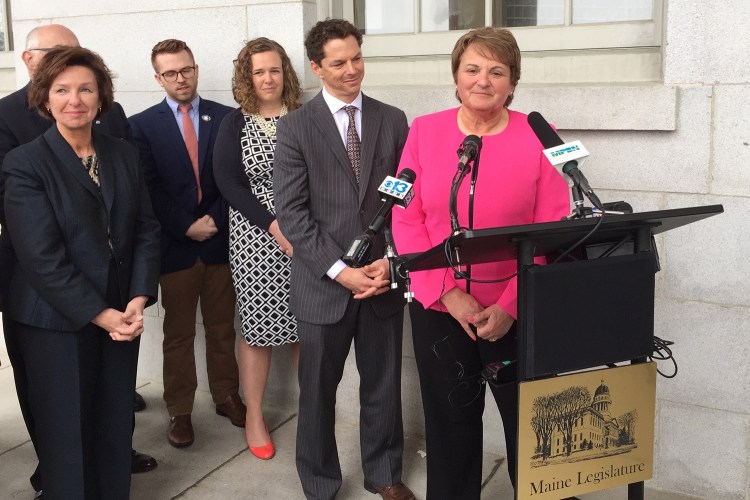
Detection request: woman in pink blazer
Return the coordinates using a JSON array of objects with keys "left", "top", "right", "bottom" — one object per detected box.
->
[{"left": 392, "top": 28, "right": 570, "bottom": 500}]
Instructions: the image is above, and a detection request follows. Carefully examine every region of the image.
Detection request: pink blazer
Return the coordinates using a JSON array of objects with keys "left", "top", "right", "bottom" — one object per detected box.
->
[{"left": 392, "top": 108, "right": 570, "bottom": 318}]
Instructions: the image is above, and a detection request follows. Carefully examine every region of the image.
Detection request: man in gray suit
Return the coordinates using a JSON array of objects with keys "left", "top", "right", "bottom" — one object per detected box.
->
[{"left": 274, "top": 19, "right": 415, "bottom": 500}]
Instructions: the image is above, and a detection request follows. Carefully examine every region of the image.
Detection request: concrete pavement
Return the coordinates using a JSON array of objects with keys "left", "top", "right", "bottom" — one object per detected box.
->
[{"left": 1, "top": 339, "right": 703, "bottom": 499}]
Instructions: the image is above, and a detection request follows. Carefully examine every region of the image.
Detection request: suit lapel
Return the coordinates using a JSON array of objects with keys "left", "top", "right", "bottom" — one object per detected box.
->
[
  {"left": 42, "top": 126, "right": 101, "bottom": 202},
  {"left": 157, "top": 99, "right": 194, "bottom": 176},
  {"left": 358, "top": 94, "right": 381, "bottom": 204},
  {"left": 309, "top": 94, "right": 360, "bottom": 192},
  {"left": 197, "top": 99, "right": 213, "bottom": 173}
]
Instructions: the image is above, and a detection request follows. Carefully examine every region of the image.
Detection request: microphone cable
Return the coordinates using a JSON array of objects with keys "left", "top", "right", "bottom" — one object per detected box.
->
[
  {"left": 551, "top": 211, "right": 606, "bottom": 264},
  {"left": 651, "top": 335, "right": 677, "bottom": 378},
  {"left": 443, "top": 231, "right": 526, "bottom": 284}
]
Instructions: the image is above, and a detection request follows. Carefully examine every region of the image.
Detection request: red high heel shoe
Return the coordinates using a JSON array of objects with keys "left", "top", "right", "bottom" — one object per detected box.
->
[{"left": 247, "top": 424, "right": 275, "bottom": 460}]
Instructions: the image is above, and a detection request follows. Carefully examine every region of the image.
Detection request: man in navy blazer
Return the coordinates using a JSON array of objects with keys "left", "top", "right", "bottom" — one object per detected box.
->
[
  {"left": 130, "top": 39, "right": 244, "bottom": 448},
  {"left": 0, "top": 24, "right": 157, "bottom": 497}
]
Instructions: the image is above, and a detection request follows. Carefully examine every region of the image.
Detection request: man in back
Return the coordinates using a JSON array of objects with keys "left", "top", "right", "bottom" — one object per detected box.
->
[{"left": 129, "top": 39, "right": 244, "bottom": 448}]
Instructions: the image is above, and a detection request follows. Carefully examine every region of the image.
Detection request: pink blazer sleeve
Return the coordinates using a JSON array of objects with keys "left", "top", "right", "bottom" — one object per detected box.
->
[{"left": 392, "top": 118, "right": 458, "bottom": 309}]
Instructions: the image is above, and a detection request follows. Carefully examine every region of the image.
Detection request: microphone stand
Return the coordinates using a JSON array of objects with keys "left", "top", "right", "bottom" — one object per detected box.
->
[
  {"left": 449, "top": 162, "right": 471, "bottom": 279},
  {"left": 465, "top": 150, "right": 482, "bottom": 296},
  {"left": 383, "top": 226, "right": 398, "bottom": 290},
  {"left": 383, "top": 226, "right": 413, "bottom": 301},
  {"left": 566, "top": 184, "right": 592, "bottom": 220},
  {"left": 449, "top": 167, "right": 469, "bottom": 236}
]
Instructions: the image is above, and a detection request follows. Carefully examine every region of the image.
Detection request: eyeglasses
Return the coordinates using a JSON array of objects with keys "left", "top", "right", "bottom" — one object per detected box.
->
[
  {"left": 159, "top": 66, "right": 196, "bottom": 82},
  {"left": 28, "top": 48, "right": 54, "bottom": 52}
]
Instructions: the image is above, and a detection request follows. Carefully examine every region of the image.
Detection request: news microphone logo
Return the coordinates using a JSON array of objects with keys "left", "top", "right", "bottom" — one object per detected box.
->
[
  {"left": 543, "top": 140, "right": 589, "bottom": 167},
  {"left": 378, "top": 176, "right": 414, "bottom": 207}
]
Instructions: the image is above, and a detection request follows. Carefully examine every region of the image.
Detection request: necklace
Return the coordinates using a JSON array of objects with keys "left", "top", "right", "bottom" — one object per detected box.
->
[{"left": 251, "top": 105, "right": 288, "bottom": 139}]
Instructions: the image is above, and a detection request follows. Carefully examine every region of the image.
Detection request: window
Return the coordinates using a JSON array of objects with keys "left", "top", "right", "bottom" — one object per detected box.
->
[
  {"left": 0, "top": 0, "right": 11, "bottom": 51},
  {"left": 337, "top": 0, "right": 660, "bottom": 55},
  {"left": 333, "top": 0, "right": 663, "bottom": 85}
]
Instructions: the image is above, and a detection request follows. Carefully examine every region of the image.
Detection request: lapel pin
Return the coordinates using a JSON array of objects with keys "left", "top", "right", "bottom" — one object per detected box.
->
[{"left": 201, "top": 114, "right": 211, "bottom": 122}]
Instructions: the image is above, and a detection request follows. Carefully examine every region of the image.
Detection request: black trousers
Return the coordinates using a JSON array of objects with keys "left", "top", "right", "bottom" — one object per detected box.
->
[
  {"left": 409, "top": 301, "right": 519, "bottom": 500},
  {"left": 11, "top": 319, "right": 139, "bottom": 500},
  {"left": 6, "top": 261, "right": 138, "bottom": 499},
  {"left": 4, "top": 313, "right": 138, "bottom": 494},
  {"left": 3, "top": 313, "right": 42, "bottom": 491}
]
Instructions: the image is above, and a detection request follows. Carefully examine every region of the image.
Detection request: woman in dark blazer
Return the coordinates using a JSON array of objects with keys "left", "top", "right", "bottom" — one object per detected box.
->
[{"left": 1, "top": 46, "right": 160, "bottom": 499}]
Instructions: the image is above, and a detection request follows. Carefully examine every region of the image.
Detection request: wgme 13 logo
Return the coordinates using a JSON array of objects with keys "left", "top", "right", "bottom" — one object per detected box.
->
[{"left": 378, "top": 177, "right": 413, "bottom": 200}]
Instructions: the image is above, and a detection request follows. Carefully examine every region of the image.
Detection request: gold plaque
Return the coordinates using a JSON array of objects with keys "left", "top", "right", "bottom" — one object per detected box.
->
[{"left": 517, "top": 362, "right": 656, "bottom": 499}]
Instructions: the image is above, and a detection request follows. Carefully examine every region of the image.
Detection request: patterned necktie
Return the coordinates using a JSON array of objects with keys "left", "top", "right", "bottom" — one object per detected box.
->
[
  {"left": 179, "top": 103, "right": 202, "bottom": 202},
  {"left": 344, "top": 105, "right": 361, "bottom": 183}
]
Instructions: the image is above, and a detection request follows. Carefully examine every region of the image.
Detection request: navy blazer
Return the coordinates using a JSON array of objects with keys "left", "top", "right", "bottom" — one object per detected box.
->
[
  {"left": 2, "top": 126, "right": 160, "bottom": 331},
  {"left": 0, "top": 83, "right": 133, "bottom": 310},
  {"left": 129, "top": 98, "right": 232, "bottom": 274}
]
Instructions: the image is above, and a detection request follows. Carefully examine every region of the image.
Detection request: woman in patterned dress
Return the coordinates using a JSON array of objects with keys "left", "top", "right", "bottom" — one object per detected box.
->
[{"left": 214, "top": 38, "right": 302, "bottom": 459}]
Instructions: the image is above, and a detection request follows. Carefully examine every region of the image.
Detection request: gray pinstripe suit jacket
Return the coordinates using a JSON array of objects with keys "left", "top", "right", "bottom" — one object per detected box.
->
[{"left": 273, "top": 92, "right": 409, "bottom": 325}]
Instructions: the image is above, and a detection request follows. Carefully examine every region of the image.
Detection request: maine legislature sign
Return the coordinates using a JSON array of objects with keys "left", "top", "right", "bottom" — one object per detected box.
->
[{"left": 517, "top": 363, "right": 656, "bottom": 499}]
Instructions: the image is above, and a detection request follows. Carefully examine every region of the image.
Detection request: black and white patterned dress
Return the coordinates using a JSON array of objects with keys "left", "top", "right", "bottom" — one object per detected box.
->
[{"left": 229, "top": 114, "right": 297, "bottom": 346}]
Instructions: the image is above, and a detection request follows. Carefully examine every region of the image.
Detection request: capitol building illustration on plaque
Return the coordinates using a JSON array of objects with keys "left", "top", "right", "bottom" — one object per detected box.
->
[
  {"left": 530, "top": 380, "right": 638, "bottom": 467},
  {"left": 517, "top": 363, "right": 655, "bottom": 499}
]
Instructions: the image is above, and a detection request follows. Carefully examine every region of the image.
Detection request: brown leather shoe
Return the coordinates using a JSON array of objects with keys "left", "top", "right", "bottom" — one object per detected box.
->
[
  {"left": 364, "top": 480, "right": 416, "bottom": 500},
  {"left": 215, "top": 393, "right": 246, "bottom": 427},
  {"left": 168, "top": 414, "right": 194, "bottom": 448}
]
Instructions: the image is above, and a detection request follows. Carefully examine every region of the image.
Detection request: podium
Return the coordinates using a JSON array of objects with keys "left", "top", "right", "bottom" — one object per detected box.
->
[{"left": 400, "top": 204, "right": 723, "bottom": 499}]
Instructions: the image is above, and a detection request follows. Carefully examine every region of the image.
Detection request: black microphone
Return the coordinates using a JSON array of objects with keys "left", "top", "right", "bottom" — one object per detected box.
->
[
  {"left": 342, "top": 169, "right": 417, "bottom": 268},
  {"left": 527, "top": 111, "right": 563, "bottom": 149},
  {"left": 456, "top": 135, "right": 482, "bottom": 175},
  {"left": 450, "top": 136, "right": 483, "bottom": 235},
  {"left": 527, "top": 111, "right": 603, "bottom": 209}
]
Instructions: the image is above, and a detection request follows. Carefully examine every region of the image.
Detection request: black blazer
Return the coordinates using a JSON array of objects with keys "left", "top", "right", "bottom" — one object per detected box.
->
[
  {"left": 2, "top": 125, "right": 160, "bottom": 331},
  {"left": 0, "top": 83, "right": 133, "bottom": 309},
  {"left": 129, "top": 98, "right": 232, "bottom": 275}
]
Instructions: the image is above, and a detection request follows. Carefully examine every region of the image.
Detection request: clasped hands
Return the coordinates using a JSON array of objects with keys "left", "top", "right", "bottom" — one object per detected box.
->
[
  {"left": 92, "top": 296, "right": 148, "bottom": 341},
  {"left": 336, "top": 258, "right": 391, "bottom": 300},
  {"left": 439, "top": 287, "right": 513, "bottom": 342},
  {"left": 186, "top": 215, "right": 218, "bottom": 241}
]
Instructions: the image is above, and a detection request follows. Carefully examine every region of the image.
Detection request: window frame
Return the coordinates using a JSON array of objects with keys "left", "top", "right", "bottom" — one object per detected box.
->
[
  {"left": 336, "top": 0, "right": 663, "bottom": 58},
  {"left": 0, "top": 0, "right": 12, "bottom": 52}
]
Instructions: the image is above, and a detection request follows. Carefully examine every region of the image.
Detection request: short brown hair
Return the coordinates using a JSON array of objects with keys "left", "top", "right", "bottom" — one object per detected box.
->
[
  {"left": 150, "top": 39, "right": 195, "bottom": 72},
  {"left": 451, "top": 28, "right": 521, "bottom": 107},
  {"left": 304, "top": 18, "right": 362, "bottom": 66},
  {"left": 29, "top": 46, "right": 114, "bottom": 120},
  {"left": 232, "top": 38, "right": 302, "bottom": 115}
]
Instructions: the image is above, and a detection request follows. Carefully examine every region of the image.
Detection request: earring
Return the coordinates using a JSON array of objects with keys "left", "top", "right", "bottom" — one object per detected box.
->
[
  {"left": 46, "top": 107, "right": 51, "bottom": 113},
  {"left": 98, "top": 107, "right": 102, "bottom": 112}
]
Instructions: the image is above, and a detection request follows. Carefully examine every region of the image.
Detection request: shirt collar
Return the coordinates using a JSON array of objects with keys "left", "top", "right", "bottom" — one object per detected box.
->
[
  {"left": 321, "top": 87, "right": 362, "bottom": 115},
  {"left": 166, "top": 94, "right": 201, "bottom": 115}
]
